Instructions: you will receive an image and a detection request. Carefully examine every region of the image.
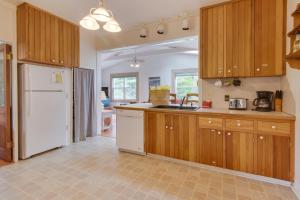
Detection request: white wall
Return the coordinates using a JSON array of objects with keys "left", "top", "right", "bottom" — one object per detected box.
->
[
  {"left": 101, "top": 53, "right": 198, "bottom": 102},
  {"left": 202, "top": 77, "right": 282, "bottom": 109},
  {"left": 283, "top": 0, "right": 300, "bottom": 197},
  {"left": 0, "top": 0, "right": 18, "bottom": 162}
]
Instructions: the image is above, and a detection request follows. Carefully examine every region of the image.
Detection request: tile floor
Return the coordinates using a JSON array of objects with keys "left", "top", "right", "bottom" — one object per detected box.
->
[{"left": 0, "top": 136, "right": 298, "bottom": 200}]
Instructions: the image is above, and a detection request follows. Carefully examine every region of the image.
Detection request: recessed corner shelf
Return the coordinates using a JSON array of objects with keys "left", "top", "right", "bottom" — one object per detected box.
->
[{"left": 287, "top": 3, "right": 300, "bottom": 70}]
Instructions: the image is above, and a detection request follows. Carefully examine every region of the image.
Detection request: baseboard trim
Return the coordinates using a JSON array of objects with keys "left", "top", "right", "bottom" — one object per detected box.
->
[
  {"left": 291, "top": 184, "right": 300, "bottom": 200},
  {"left": 147, "top": 153, "right": 291, "bottom": 187}
]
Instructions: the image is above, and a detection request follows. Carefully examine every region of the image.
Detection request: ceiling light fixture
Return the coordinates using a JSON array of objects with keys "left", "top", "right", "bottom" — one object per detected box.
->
[
  {"left": 91, "top": 1, "right": 112, "bottom": 22},
  {"left": 80, "top": 0, "right": 121, "bottom": 32},
  {"left": 79, "top": 10, "right": 100, "bottom": 30},
  {"left": 103, "top": 16, "right": 122, "bottom": 32},
  {"left": 130, "top": 50, "right": 142, "bottom": 68}
]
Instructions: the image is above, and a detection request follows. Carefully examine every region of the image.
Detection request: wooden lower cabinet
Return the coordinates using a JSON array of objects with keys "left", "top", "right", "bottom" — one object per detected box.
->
[
  {"left": 197, "top": 128, "right": 224, "bottom": 167},
  {"left": 225, "top": 131, "right": 254, "bottom": 173},
  {"left": 256, "top": 134, "right": 290, "bottom": 181},
  {"left": 145, "top": 112, "right": 293, "bottom": 181}
]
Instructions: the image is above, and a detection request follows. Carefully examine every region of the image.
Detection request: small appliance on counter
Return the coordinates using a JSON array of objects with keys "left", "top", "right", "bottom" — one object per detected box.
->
[
  {"left": 202, "top": 100, "right": 212, "bottom": 108},
  {"left": 229, "top": 98, "right": 248, "bottom": 110},
  {"left": 253, "top": 91, "right": 274, "bottom": 112}
]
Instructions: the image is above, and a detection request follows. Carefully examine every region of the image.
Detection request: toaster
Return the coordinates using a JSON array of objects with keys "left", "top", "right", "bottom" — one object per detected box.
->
[{"left": 229, "top": 98, "right": 248, "bottom": 110}]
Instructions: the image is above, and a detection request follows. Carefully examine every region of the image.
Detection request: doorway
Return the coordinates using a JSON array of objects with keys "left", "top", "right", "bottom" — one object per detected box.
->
[{"left": 0, "top": 43, "right": 13, "bottom": 165}]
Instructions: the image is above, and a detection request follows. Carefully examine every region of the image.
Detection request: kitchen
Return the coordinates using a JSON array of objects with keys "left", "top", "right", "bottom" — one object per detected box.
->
[{"left": 0, "top": 0, "right": 300, "bottom": 200}]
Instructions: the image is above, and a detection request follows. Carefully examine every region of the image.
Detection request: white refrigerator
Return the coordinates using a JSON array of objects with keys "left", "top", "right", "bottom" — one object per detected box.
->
[{"left": 19, "top": 64, "right": 67, "bottom": 159}]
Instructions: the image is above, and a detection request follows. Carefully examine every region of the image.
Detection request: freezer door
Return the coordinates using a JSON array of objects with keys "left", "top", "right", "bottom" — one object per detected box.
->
[
  {"left": 21, "top": 91, "right": 67, "bottom": 159},
  {"left": 23, "top": 64, "right": 65, "bottom": 91}
]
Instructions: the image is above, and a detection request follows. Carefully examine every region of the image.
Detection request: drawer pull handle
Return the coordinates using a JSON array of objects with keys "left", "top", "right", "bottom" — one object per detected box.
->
[
  {"left": 211, "top": 129, "right": 216, "bottom": 132},
  {"left": 212, "top": 161, "right": 216, "bottom": 164},
  {"left": 271, "top": 125, "right": 276, "bottom": 129},
  {"left": 261, "top": 64, "right": 268, "bottom": 67},
  {"left": 227, "top": 132, "right": 231, "bottom": 136},
  {"left": 259, "top": 136, "right": 264, "bottom": 140}
]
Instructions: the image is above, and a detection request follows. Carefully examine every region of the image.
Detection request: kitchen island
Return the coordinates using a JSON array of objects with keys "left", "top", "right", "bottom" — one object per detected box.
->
[{"left": 115, "top": 103, "right": 295, "bottom": 182}]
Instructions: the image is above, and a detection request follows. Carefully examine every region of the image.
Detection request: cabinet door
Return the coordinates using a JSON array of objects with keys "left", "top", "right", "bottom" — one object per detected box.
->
[
  {"left": 201, "top": 5, "right": 225, "bottom": 78},
  {"left": 146, "top": 112, "right": 166, "bottom": 155},
  {"left": 50, "top": 15, "right": 60, "bottom": 65},
  {"left": 197, "top": 128, "right": 223, "bottom": 167},
  {"left": 60, "top": 21, "right": 73, "bottom": 67},
  {"left": 254, "top": 0, "right": 286, "bottom": 76},
  {"left": 256, "top": 134, "right": 290, "bottom": 180},
  {"left": 178, "top": 115, "right": 197, "bottom": 161},
  {"left": 72, "top": 25, "right": 80, "bottom": 68},
  {"left": 225, "top": 131, "right": 254, "bottom": 173},
  {"left": 225, "top": 0, "right": 253, "bottom": 77},
  {"left": 27, "top": 6, "right": 35, "bottom": 61}
]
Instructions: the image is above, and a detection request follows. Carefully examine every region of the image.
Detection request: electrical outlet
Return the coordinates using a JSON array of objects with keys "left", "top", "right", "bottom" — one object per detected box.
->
[{"left": 224, "top": 95, "right": 230, "bottom": 101}]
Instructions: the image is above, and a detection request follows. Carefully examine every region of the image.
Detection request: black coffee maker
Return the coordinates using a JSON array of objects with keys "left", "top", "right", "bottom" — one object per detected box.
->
[{"left": 253, "top": 91, "right": 274, "bottom": 112}]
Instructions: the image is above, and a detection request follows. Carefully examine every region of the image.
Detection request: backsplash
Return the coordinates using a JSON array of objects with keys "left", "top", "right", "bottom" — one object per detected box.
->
[{"left": 201, "top": 77, "right": 282, "bottom": 109}]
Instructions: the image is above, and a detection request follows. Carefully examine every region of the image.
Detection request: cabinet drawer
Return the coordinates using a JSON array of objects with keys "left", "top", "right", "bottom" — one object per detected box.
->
[
  {"left": 257, "top": 121, "right": 291, "bottom": 136},
  {"left": 225, "top": 119, "right": 254, "bottom": 131},
  {"left": 198, "top": 117, "right": 223, "bottom": 129}
]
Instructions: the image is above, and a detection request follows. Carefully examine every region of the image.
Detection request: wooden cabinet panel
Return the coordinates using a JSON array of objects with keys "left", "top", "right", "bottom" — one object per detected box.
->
[
  {"left": 198, "top": 117, "right": 223, "bottom": 129},
  {"left": 225, "top": 131, "right": 254, "bottom": 173},
  {"left": 225, "top": 0, "right": 253, "bottom": 77},
  {"left": 201, "top": 4, "right": 225, "bottom": 78},
  {"left": 50, "top": 16, "right": 60, "bottom": 65},
  {"left": 225, "top": 119, "right": 254, "bottom": 132},
  {"left": 254, "top": 0, "right": 286, "bottom": 76},
  {"left": 146, "top": 112, "right": 165, "bottom": 155},
  {"left": 197, "top": 128, "right": 223, "bottom": 167},
  {"left": 257, "top": 121, "right": 290, "bottom": 136},
  {"left": 17, "top": 3, "right": 80, "bottom": 68},
  {"left": 201, "top": 0, "right": 286, "bottom": 78},
  {"left": 256, "top": 134, "right": 290, "bottom": 180}
]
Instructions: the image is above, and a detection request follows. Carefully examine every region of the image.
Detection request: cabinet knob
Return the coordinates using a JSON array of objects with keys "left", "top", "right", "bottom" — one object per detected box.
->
[
  {"left": 259, "top": 136, "right": 264, "bottom": 140},
  {"left": 60, "top": 61, "right": 64, "bottom": 64},
  {"left": 227, "top": 132, "right": 231, "bottom": 136},
  {"left": 271, "top": 125, "right": 276, "bottom": 129},
  {"left": 208, "top": 120, "right": 212, "bottom": 124},
  {"left": 237, "top": 123, "right": 241, "bottom": 127},
  {"left": 228, "top": 69, "right": 232, "bottom": 73},
  {"left": 212, "top": 161, "right": 216, "bottom": 164},
  {"left": 217, "top": 131, "right": 222, "bottom": 135},
  {"left": 52, "top": 59, "right": 56, "bottom": 63},
  {"left": 165, "top": 125, "right": 169, "bottom": 129},
  {"left": 256, "top": 68, "right": 261, "bottom": 72}
]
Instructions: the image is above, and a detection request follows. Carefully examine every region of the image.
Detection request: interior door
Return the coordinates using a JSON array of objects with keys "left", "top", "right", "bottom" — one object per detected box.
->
[{"left": 0, "top": 44, "right": 12, "bottom": 162}]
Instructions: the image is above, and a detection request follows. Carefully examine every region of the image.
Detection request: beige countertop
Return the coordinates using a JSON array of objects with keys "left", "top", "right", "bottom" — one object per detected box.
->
[{"left": 114, "top": 103, "right": 296, "bottom": 120}]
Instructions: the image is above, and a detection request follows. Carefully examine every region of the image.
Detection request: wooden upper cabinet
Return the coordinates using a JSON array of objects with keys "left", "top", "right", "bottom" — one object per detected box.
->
[
  {"left": 200, "top": 0, "right": 286, "bottom": 78},
  {"left": 201, "top": 4, "right": 226, "bottom": 78},
  {"left": 17, "top": 3, "right": 80, "bottom": 68},
  {"left": 254, "top": 0, "right": 286, "bottom": 76},
  {"left": 225, "top": 0, "right": 254, "bottom": 77}
]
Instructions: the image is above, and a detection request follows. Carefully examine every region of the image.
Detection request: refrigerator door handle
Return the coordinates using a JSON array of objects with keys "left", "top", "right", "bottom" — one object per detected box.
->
[{"left": 27, "top": 69, "right": 32, "bottom": 116}]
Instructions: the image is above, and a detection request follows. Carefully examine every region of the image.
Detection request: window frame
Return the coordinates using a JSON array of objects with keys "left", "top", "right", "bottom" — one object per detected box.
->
[
  {"left": 110, "top": 72, "right": 139, "bottom": 102},
  {"left": 171, "top": 68, "right": 199, "bottom": 99}
]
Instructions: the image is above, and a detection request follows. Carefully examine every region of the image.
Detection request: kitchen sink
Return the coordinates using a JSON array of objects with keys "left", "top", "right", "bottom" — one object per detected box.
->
[{"left": 152, "top": 105, "right": 199, "bottom": 111}]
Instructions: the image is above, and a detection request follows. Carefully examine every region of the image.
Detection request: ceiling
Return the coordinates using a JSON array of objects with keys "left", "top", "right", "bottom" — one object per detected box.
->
[
  {"left": 100, "top": 36, "right": 198, "bottom": 69},
  {"left": 9, "top": 0, "right": 225, "bottom": 32}
]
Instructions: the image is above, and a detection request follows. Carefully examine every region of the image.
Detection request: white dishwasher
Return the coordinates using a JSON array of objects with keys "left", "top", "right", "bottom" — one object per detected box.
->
[{"left": 116, "top": 109, "right": 145, "bottom": 155}]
